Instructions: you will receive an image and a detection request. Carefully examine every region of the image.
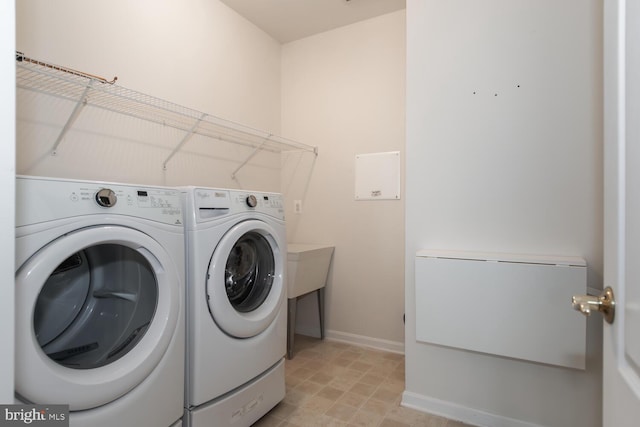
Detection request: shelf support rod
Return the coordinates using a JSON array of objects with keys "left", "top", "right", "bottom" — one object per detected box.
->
[
  {"left": 51, "top": 80, "right": 94, "bottom": 155},
  {"left": 231, "top": 135, "right": 271, "bottom": 180},
  {"left": 162, "top": 112, "right": 207, "bottom": 170}
]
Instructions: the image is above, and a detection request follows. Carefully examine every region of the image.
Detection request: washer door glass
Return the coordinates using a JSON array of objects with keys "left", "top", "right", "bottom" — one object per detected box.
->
[
  {"left": 207, "top": 220, "right": 285, "bottom": 338},
  {"left": 225, "top": 231, "right": 274, "bottom": 313},
  {"left": 34, "top": 244, "right": 157, "bottom": 369},
  {"left": 15, "top": 226, "right": 180, "bottom": 411}
]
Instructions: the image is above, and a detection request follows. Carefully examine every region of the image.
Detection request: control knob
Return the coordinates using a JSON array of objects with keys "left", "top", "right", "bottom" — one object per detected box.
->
[
  {"left": 96, "top": 188, "right": 117, "bottom": 207},
  {"left": 246, "top": 195, "right": 258, "bottom": 208}
]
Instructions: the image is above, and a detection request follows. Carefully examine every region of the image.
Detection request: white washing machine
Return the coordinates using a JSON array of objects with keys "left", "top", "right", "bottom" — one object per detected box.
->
[
  {"left": 14, "top": 176, "right": 185, "bottom": 427},
  {"left": 181, "top": 187, "right": 286, "bottom": 427}
]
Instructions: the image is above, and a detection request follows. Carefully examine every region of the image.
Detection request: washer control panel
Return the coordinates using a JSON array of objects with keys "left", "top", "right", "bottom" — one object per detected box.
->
[
  {"left": 231, "top": 191, "right": 284, "bottom": 219},
  {"left": 191, "top": 187, "right": 284, "bottom": 222}
]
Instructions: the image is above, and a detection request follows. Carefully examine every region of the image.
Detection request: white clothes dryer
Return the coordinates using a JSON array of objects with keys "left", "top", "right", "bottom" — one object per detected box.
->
[
  {"left": 181, "top": 187, "right": 286, "bottom": 427},
  {"left": 14, "top": 176, "right": 185, "bottom": 427}
]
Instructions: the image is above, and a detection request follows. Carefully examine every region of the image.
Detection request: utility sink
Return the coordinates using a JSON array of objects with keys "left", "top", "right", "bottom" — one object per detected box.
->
[
  {"left": 287, "top": 244, "right": 335, "bottom": 298},
  {"left": 286, "top": 243, "right": 334, "bottom": 359}
]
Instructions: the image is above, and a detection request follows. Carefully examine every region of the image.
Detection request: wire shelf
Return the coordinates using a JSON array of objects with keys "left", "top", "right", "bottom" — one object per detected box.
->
[{"left": 16, "top": 54, "right": 317, "bottom": 172}]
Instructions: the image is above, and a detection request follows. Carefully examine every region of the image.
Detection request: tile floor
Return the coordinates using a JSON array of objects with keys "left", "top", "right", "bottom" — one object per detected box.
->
[{"left": 253, "top": 335, "right": 471, "bottom": 427}]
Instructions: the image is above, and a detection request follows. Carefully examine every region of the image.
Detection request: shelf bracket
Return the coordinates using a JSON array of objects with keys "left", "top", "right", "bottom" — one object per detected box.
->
[
  {"left": 162, "top": 112, "right": 207, "bottom": 170},
  {"left": 51, "top": 80, "right": 94, "bottom": 155},
  {"left": 231, "top": 135, "right": 271, "bottom": 180}
]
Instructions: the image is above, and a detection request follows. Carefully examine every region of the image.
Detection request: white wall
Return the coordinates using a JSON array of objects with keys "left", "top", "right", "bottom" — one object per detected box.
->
[
  {"left": 1, "top": 0, "right": 15, "bottom": 404},
  {"left": 16, "top": 1, "right": 407, "bottom": 356},
  {"left": 16, "top": 0, "right": 283, "bottom": 191},
  {"left": 281, "top": 11, "right": 406, "bottom": 349},
  {"left": 405, "top": 1, "right": 603, "bottom": 426}
]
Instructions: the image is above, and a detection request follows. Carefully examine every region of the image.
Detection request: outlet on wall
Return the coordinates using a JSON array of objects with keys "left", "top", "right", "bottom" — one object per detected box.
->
[{"left": 294, "top": 200, "right": 302, "bottom": 214}]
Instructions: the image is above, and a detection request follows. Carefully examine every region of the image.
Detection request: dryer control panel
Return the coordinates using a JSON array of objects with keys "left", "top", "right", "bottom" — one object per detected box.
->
[{"left": 16, "top": 176, "right": 183, "bottom": 227}]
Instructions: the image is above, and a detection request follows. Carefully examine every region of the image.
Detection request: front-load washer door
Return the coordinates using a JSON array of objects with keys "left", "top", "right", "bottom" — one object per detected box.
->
[
  {"left": 206, "top": 219, "right": 285, "bottom": 338},
  {"left": 15, "top": 225, "right": 180, "bottom": 411}
]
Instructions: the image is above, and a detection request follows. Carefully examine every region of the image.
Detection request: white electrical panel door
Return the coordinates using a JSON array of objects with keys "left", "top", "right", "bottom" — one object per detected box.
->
[{"left": 355, "top": 151, "right": 400, "bottom": 200}]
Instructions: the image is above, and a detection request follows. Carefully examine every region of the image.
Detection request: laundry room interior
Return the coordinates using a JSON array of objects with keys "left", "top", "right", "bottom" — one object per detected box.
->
[{"left": 2, "top": 0, "right": 612, "bottom": 426}]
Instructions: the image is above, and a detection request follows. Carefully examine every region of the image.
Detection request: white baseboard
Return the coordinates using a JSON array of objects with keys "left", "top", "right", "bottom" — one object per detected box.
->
[
  {"left": 294, "top": 326, "right": 404, "bottom": 354},
  {"left": 401, "top": 391, "right": 544, "bottom": 427},
  {"left": 322, "top": 329, "right": 405, "bottom": 354}
]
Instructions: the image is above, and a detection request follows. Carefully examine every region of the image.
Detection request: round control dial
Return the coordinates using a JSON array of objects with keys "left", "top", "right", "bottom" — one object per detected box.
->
[
  {"left": 96, "top": 188, "right": 117, "bottom": 207},
  {"left": 246, "top": 195, "right": 258, "bottom": 208}
]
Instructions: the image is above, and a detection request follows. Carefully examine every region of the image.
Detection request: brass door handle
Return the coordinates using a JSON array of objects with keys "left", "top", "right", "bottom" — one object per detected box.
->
[{"left": 571, "top": 286, "right": 615, "bottom": 324}]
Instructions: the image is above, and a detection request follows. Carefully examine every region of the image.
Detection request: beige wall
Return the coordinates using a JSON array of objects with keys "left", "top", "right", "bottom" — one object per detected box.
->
[
  {"left": 281, "top": 11, "right": 406, "bottom": 349},
  {"left": 16, "top": 0, "right": 283, "bottom": 191},
  {"left": 1, "top": 0, "right": 15, "bottom": 403}
]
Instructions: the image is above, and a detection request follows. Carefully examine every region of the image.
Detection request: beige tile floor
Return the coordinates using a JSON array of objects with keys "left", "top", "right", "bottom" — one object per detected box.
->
[{"left": 253, "top": 335, "right": 471, "bottom": 427}]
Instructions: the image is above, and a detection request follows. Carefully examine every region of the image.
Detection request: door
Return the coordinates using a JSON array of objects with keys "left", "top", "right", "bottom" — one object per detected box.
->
[
  {"left": 15, "top": 226, "right": 180, "bottom": 411},
  {"left": 603, "top": 0, "right": 640, "bottom": 424},
  {"left": 206, "top": 219, "right": 285, "bottom": 338}
]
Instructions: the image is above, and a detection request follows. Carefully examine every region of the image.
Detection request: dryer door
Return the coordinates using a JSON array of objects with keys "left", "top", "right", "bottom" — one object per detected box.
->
[
  {"left": 15, "top": 226, "right": 180, "bottom": 411},
  {"left": 206, "top": 219, "right": 285, "bottom": 338}
]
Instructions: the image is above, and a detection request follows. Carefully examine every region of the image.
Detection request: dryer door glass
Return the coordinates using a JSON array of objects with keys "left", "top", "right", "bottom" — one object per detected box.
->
[
  {"left": 225, "top": 231, "right": 275, "bottom": 312},
  {"left": 33, "top": 243, "right": 157, "bottom": 369}
]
